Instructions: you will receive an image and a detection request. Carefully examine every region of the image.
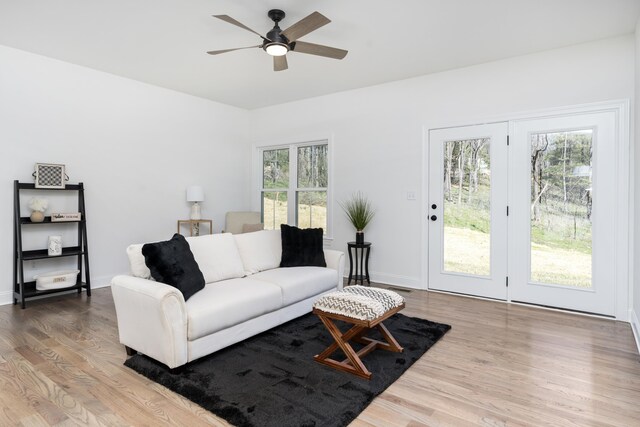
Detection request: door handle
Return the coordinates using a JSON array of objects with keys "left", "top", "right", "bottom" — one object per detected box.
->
[
  {"left": 430, "top": 215, "right": 437, "bottom": 221},
  {"left": 431, "top": 204, "right": 437, "bottom": 209}
]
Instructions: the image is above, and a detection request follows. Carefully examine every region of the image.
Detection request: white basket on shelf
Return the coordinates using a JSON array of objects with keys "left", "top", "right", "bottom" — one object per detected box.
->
[{"left": 33, "top": 270, "right": 80, "bottom": 290}]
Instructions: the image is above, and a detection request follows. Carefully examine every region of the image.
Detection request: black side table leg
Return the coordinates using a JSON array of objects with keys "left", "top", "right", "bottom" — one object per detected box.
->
[
  {"left": 365, "top": 246, "right": 371, "bottom": 285},
  {"left": 358, "top": 246, "right": 364, "bottom": 286},
  {"left": 348, "top": 246, "right": 354, "bottom": 285}
]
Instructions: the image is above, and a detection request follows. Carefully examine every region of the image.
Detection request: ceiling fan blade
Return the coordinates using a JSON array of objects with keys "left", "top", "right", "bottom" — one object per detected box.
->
[
  {"left": 213, "top": 15, "right": 268, "bottom": 41},
  {"left": 281, "top": 11, "right": 330, "bottom": 42},
  {"left": 207, "top": 45, "right": 262, "bottom": 55},
  {"left": 291, "top": 41, "right": 348, "bottom": 60},
  {"left": 273, "top": 55, "right": 288, "bottom": 72}
]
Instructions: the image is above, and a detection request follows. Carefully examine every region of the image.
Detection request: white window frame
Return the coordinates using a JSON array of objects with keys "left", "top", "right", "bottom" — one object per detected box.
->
[{"left": 254, "top": 138, "right": 333, "bottom": 239}]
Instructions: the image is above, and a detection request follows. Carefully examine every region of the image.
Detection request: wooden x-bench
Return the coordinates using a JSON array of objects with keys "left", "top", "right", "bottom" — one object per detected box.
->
[{"left": 313, "top": 303, "right": 405, "bottom": 379}]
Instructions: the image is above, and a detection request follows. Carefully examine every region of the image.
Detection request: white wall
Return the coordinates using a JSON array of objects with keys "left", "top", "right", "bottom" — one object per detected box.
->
[
  {"left": 633, "top": 21, "right": 640, "bottom": 347},
  {"left": 1, "top": 35, "right": 635, "bottom": 307},
  {"left": 250, "top": 36, "right": 634, "bottom": 289},
  {"left": 0, "top": 45, "right": 251, "bottom": 304}
]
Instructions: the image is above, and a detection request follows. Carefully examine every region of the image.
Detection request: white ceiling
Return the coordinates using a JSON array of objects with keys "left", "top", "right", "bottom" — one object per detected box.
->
[{"left": 1, "top": 0, "right": 639, "bottom": 109}]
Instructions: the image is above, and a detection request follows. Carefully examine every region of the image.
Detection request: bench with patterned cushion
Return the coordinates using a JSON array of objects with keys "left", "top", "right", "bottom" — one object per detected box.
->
[
  {"left": 312, "top": 285, "right": 405, "bottom": 379},
  {"left": 312, "top": 285, "right": 405, "bottom": 321}
]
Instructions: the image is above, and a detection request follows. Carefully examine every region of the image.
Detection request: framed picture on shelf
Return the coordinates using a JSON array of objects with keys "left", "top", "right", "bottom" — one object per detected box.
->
[{"left": 33, "top": 163, "right": 67, "bottom": 189}]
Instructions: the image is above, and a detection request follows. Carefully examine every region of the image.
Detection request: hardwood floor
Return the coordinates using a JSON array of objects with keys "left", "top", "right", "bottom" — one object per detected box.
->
[{"left": 0, "top": 286, "right": 638, "bottom": 426}]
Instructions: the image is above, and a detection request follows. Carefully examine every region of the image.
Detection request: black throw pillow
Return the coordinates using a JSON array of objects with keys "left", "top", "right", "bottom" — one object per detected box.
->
[
  {"left": 142, "top": 233, "right": 205, "bottom": 301},
  {"left": 280, "top": 224, "right": 327, "bottom": 268}
]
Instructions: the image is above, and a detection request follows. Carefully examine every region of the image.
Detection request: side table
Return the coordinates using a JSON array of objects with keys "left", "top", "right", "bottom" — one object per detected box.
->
[
  {"left": 347, "top": 242, "right": 371, "bottom": 286},
  {"left": 177, "top": 219, "right": 213, "bottom": 237}
]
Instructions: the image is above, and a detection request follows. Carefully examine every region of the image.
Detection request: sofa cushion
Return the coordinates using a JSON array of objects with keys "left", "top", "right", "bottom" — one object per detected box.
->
[
  {"left": 185, "top": 233, "right": 245, "bottom": 284},
  {"left": 252, "top": 267, "right": 338, "bottom": 306},
  {"left": 142, "top": 233, "right": 205, "bottom": 301},
  {"left": 280, "top": 224, "right": 326, "bottom": 268},
  {"left": 233, "top": 230, "right": 282, "bottom": 275},
  {"left": 186, "top": 278, "right": 283, "bottom": 340},
  {"left": 126, "top": 244, "right": 151, "bottom": 279}
]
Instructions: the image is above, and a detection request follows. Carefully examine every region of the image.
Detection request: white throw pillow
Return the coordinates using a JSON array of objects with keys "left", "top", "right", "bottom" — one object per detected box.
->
[
  {"left": 126, "top": 244, "right": 151, "bottom": 279},
  {"left": 233, "top": 229, "right": 282, "bottom": 275},
  {"left": 186, "top": 233, "right": 245, "bottom": 283}
]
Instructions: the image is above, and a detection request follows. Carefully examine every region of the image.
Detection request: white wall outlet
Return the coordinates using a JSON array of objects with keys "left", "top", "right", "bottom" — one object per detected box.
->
[{"left": 407, "top": 191, "right": 417, "bottom": 200}]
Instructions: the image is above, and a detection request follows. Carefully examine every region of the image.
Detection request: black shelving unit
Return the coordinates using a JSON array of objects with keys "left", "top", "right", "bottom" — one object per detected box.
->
[{"left": 13, "top": 180, "right": 91, "bottom": 308}]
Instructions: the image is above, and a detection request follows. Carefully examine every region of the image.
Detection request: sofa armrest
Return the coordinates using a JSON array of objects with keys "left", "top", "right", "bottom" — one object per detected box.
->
[
  {"left": 324, "top": 249, "right": 345, "bottom": 290},
  {"left": 110, "top": 275, "right": 188, "bottom": 368}
]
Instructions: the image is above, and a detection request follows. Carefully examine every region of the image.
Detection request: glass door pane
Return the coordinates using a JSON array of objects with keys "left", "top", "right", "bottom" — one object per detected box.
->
[
  {"left": 529, "top": 130, "right": 592, "bottom": 288},
  {"left": 443, "top": 139, "right": 491, "bottom": 276}
]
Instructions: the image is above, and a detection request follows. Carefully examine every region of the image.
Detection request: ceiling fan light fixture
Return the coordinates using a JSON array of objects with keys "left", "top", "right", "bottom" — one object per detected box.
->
[
  {"left": 265, "top": 42, "right": 289, "bottom": 56},
  {"left": 209, "top": 10, "right": 347, "bottom": 71}
]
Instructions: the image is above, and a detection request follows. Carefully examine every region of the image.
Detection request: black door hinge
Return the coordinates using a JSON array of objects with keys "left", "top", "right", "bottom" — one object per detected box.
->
[
  {"left": 506, "top": 276, "right": 509, "bottom": 287},
  {"left": 507, "top": 135, "right": 510, "bottom": 146},
  {"left": 507, "top": 206, "right": 509, "bottom": 216}
]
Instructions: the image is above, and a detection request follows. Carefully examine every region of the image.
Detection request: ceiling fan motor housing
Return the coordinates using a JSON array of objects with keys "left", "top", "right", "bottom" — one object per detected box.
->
[
  {"left": 264, "top": 9, "right": 290, "bottom": 55},
  {"left": 266, "top": 27, "right": 289, "bottom": 45}
]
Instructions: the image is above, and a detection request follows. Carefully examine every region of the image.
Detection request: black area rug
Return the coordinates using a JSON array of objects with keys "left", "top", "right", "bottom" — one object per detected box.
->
[{"left": 125, "top": 313, "right": 450, "bottom": 427}]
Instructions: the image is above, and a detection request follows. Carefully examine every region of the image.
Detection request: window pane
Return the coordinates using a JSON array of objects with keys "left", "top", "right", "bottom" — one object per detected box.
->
[
  {"left": 297, "top": 145, "right": 328, "bottom": 188},
  {"left": 262, "top": 191, "right": 288, "bottom": 230},
  {"left": 443, "top": 138, "right": 491, "bottom": 276},
  {"left": 530, "top": 130, "right": 592, "bottom": 288},
  {"left": 263, "top": 149, "right": 289, "bottom": 189},
  {"left": 296, "top": 191, "right": 327, "bottom": 232}
]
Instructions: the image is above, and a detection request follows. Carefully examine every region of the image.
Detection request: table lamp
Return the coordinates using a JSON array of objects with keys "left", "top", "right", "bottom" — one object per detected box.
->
[{"left": 186, "top": 185, "right": 204, "bottom": 220}]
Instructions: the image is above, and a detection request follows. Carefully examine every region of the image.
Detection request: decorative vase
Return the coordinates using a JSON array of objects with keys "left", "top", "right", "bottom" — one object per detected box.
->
[
  {"left": 30, "top": 211, "right": 45, "bottom": 223},
  {"left": 355, "top": 231, "right": 364, "bottom": 244}
]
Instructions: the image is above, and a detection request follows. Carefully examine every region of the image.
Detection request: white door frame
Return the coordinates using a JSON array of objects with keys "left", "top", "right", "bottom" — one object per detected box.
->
[{"left": 421, "top": 100, "right": 631, "bottom": 320}]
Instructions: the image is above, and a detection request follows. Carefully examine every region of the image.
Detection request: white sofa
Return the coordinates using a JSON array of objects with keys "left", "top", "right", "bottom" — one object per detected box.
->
[{"left": 111, "top": 230, "right": 344, "bottom": 369}]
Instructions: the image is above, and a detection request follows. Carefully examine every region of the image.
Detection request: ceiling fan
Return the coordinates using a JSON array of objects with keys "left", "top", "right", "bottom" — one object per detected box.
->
[{"left": 207, "top": 9, "right": 348, "bottom": 71}]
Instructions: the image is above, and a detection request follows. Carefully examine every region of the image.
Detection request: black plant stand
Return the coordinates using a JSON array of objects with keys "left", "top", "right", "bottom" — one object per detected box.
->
[{"left": 347, "top": 241, "right": 371, "bottom": 286}]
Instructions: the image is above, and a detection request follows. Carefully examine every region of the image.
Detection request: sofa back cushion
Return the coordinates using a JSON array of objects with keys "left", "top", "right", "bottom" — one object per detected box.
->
[
  {"left": 186, "top": 233, "right": 245, "bottom": 283},
  {"left": 233, "top": 230, "right": 282, "bottom": 275}
]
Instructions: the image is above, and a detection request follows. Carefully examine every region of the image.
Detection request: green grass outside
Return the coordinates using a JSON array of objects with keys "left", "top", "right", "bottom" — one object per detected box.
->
[{"left": 442, "top": 188, "right": 592, "bottom": 287}]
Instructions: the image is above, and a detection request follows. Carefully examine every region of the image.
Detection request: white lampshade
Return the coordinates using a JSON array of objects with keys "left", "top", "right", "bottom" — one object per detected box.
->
[{"left": 186, "top": 185, "right": 204, "bottom": 202}]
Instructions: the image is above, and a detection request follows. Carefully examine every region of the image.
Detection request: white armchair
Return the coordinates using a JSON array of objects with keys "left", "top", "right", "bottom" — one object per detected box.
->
[{"left": 224, "top": 211, "right": 262, "bottom": 234}]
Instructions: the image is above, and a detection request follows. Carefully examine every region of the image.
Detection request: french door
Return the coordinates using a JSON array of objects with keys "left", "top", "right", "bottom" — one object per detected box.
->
[
  {"left": 428, "top": 123, "right": 509, "bottom": 300},
  {"left": 428, "top": 111, "right": 618, "bottom": 316},
  {"left": 509, "top": 112, "right": 616, "bottom": 316}
]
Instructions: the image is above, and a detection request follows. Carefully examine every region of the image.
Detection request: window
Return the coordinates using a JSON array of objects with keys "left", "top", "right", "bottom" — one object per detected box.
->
[{"left": 260, "top": 141, "right": 329, "bottom": 235}]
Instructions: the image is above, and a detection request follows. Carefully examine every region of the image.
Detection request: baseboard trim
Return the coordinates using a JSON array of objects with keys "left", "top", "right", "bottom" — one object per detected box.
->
[
  {"left": 0, "top": 275, "right": 113, "bottom": 306},
  {"left": 0, "top": 291, "right": 13, "bottom": 306},
  {"left": 341, "top": 272, "right": 423, "bottom": 290},
  {"left": 369, "top": 271, "right": 423, "bottom": 290},
  {"left": 630, "top": 309, "right": 640, "bottom": 355}
]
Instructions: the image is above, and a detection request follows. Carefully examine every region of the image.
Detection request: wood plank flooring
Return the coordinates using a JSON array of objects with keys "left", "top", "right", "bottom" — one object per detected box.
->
[{"left": 0, "top": 286, "right": 638, "bottom": 426}]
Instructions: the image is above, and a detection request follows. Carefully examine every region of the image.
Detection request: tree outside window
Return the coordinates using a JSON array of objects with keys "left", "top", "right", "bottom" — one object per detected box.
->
[{"left": 261, "top": 142, "right": 329, "bottom": 234}]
